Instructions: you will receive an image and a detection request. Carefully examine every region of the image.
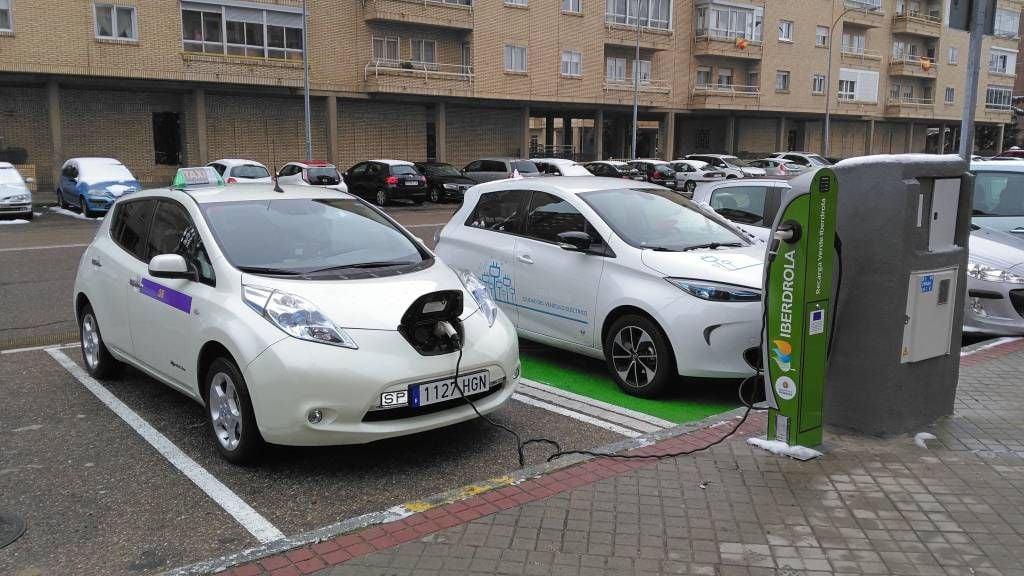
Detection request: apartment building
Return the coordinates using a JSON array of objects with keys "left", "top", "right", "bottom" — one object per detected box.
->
[{"left": 0, "top": 0, "right": 1019, "bottom": 189}]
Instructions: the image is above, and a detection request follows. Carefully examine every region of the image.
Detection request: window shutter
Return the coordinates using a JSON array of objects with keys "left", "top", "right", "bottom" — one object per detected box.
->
[{"left": 857, "top": 70, "right": 878, "bottom": 102}]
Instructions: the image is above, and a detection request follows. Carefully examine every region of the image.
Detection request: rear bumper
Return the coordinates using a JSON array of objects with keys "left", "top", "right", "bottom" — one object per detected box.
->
[{"left": 387, "top": 184, "right": 428, "bottom": 199}]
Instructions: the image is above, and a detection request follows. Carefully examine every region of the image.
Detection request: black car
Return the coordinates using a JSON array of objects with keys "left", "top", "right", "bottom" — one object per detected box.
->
[
  {"left": 582, "top": 161, "right": 644, "bottom": 180},
  {"left": 628, "top": 160, "right": 678, "bottom": 189},
  {"left": 343, "top": 160, "right": 428, "bottom": 206},
  {"left": 414, "top": 162, "right": 476, "bottom": 203}
]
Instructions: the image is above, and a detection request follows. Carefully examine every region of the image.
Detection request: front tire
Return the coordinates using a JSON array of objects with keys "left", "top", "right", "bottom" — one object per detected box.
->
[
  {"left": 684, "top": 180, "right": 696, "bottom": 194},
  {"left": 205, "top": 357, "right": 264, "bottom": 464},
  {"left": 80, "top": 195, "right": 99, "bottom": 218},
  {"left": 56, "top": 189, "right": 66, "bottom": 209},
  {"left": 375, "top": 188, "right": 389, "bottom": 207},
  {"left": 604, "top": 314, "right": 675, "bottom": 398},
  {"left": 78, "top": 303, "right": 123, "bottom": 379}
]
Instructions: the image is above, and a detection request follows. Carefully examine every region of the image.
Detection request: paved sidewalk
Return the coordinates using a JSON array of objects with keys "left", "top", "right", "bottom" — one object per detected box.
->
[{"left": 215, "top": 338, "right": 1024, "bottom": 576}]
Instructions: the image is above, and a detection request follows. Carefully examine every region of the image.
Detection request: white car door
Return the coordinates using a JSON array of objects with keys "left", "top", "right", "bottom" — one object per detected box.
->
[
  {"left": 513, "top": 191, "right": 604, "bottom": 348},
  {"left": 438, "top": 189, "right": 526, "bottom": 326}
]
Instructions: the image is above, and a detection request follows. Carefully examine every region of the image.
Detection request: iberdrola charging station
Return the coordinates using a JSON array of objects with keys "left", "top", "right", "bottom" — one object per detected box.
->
[{"left": 755, "top": 155, "right": 972, "bottom": 457}]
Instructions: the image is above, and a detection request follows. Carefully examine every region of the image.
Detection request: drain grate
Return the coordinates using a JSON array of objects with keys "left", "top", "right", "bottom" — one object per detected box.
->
[
  {"left": 0, "top": 512, "right": 26, "bottom": 549},
  {"left": 0, "top": 330, "right": 79, "bottom": 352}
]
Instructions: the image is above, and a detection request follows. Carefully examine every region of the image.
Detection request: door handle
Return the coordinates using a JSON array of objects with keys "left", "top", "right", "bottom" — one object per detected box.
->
[
  {"left": 517, "top": 254, "right": 534, "bottom": 264},
  {"left": 91, "top": 258, "right": 102, "bottom": 267},
  {"left": 128, "top": 278, "right": 140, "bottom": 288}
]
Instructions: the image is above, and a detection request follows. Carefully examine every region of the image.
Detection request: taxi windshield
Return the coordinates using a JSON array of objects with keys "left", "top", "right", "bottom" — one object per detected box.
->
[
  {"left": 201, "top": 198, "right": 426, "bottom": 275},
  {"left": 580, "top": 188, "right": 748, "bottom": 251}
]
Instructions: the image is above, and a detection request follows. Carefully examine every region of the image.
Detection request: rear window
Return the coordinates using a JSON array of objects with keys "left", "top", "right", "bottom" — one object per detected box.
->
[
  {"left": 232, "top": 165, "right": 269, "bottom": 179},
  {"left": 709, "top": 186, "right": 770, "bottom": 225},
  {"left": 654, "top": 165, "right": 675, "bottom": 176},
  {"left": 514, "top": 160, "right": 539, "bottom": 173},
  {"left": 391, "top": 165, "right": 419, "bottom": 176},
  {"left": 306, "top": 167, "right": 341, "bottom": 185}
]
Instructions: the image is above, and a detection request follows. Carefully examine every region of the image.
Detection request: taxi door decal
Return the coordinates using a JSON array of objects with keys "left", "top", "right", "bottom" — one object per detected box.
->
[{"left": 140, "top": 278, "right": 192, "bottom": 314}]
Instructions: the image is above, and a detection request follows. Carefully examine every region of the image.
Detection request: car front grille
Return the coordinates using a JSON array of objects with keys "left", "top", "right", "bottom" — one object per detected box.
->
[
  {"left": 0, "top": 204, "right": 31, "bottom": 213},
  {"left": 1010, "top": 290, "right": 1024, "bottom": 318}
]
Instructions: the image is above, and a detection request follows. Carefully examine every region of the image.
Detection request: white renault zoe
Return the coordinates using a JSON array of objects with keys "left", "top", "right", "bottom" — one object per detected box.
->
[
  {"left": 72, "top": 169, "right": 518, "bottom": 463},
  {"left": 435, "top": 177, "right": 764, "bottom": 397}
]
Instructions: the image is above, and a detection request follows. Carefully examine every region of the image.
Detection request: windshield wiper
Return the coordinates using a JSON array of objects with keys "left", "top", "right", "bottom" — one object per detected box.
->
[
  {"left": 680, "top": 242, "right": 744, "bottom": 252},
  {"left": 308, "top": 261, "right": 417, "bottom": 273},
  {"left": 643, "top": 246, "right": 680, "bottom": 252},
  {"left": 236, "top": 266, "right": 302, "bottom": 276}
]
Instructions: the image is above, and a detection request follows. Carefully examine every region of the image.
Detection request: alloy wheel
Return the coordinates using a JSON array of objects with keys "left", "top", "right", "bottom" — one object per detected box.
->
[
  {"left": 81, "top": 313, "right": 100, "bottom": 371},
  {"left": 209, "top": 372, "right": 243, "bottom": 451},
  {"left": 610, "top": 325, "right": 658, "bottom": 389}
]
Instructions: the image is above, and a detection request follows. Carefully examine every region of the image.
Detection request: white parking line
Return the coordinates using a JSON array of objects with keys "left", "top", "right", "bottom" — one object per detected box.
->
[
  {"left": 0, "top": 242, "right": 90, "bottom": 253},
  {"left": 1, "top": 342, "right": 79, "bottom": 355},
  {"left": 519, "top": 378, "right": 675, "bottom": 430},
  {"left": 403, "top": 222, "right": 448, "bottom": 229},
  {"left": 511, "top": 393, "right": 641, "bottom": 437},
  {"left": 46, "top": 349, "right": 285, "bottom": 545}
]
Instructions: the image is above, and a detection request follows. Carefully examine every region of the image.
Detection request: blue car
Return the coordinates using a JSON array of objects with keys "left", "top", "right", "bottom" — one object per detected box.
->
[{"left": 57, "top": 158, "right": 141, "bottom": 218}]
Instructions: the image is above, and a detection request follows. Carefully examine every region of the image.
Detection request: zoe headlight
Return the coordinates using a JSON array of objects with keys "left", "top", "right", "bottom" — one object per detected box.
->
[
  {"left": 459, "top": 270, "right": 498, "bottom": 326},
  {"left": 667, "top": 278, "right": 762, "bottom": 302},
  {"left": 967, "top": 261, "right": 1024, "bottom": 284},
  {"left": 242, "top": 284, "right": 358, "bottom": 348}
]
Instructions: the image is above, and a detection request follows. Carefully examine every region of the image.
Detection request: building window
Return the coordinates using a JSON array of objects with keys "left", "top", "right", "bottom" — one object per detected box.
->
[
  {"left": 606, "top": 57, "right": 626, "bottom": 81},
  {"left": 505, "top": 0, "right": 527, "bottom": 6},
  {"left": 944, "top": 86, "right": 955, "bottom": 104},
  {"left": 411, "top": 39, "right": 437, "bottom": 66},
  {"left": 775, "top": 70, "right": 790, "bottom": 91},
  {"left": 837, "top": 79, "right": 855, "bottom": 100},
  {"left": 812, "top": 73, "right": 826, "bottom": 94},
  {"left": 696, "top": 129, "right": 710, "bottom": 149},
  {"left": 994, "top": 9, "right": 1020, "bottom": 38},
  {"left": 841, "top": 31, "right": 865, "bottom": 53},
  {"left": 605, "top": 0, "right": 672, "bottom": 31},
  {"left": 815, "top": 25, "right": 828, "bottom": 47},
  {"left": 696, "top": 4, "right": 762, "bottom": 41},
  {"left": 504, "top": 44, "right": 528, "bottom": 72},
  {"left": 634, "top": 59, "right": 651, "bottom": 83},
  {"left": 986, "top": 85, "right": 1012, "bottom": 110},
  {"left": 95, "top": 4, "right": 136, "bottom": 40},
  {"left": 696, "top": 66, "right": 712, "bottom": 87},
  {"left": 182, "top": 3, "right": 304, "bottom": 61},
  {"left": 778, "top": 20, "right": 793, "bottom": 41},
  {"left": 562, "top": 0, "right": 580, "bottom": 13},
  {"left": 839, "top": 68, "right": 878, "bottom": 102},
  {"left": 560, "top": 50, "right": 582, "bottom": 76},
  {"left": 947, "top": 46, "right": 959, "bottom": 65},
  {"left": 717, "top": 67, "right": 733, "bottom": 86},
  {"left": 0, "top": 0, "right": 12, "bottom": 32},
  {"left": 372, "top": 36, "right": 400, "bottom": 63},
  {"left": 989, "top": 49, "right": 1016, "bottom": 75},
  {"left": 747, "top": 70, "right": 759, "bottom": 88}
]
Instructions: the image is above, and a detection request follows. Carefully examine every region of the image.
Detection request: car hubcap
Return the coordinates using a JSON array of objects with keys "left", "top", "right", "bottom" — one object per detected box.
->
[
  {"left": 430, "top": 188, "right": 439, "bottom": 202},
  {"left": 209, "top": 372, "right": 243, "bottom": 451},
  {"left": 611, "top": 326, "right": 658, "bottom": 388},
  {"left": 81, "top": 314, "right": 100, "bottom": 370},
  {"left": 377, "top": 190, "right": 386, "bottom": 205}
]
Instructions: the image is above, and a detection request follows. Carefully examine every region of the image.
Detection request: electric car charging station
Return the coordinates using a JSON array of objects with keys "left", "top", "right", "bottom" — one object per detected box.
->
[{"left": 755, "top": 155, "right": 972, "bottom": 455}]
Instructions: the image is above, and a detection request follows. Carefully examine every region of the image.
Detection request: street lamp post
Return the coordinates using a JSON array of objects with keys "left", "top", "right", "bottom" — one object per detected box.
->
[
  {"left": 302, "top": 0, "right": 312, "bottom": 161},
  {"left": 631, "top": 0, "right": 640, "bottom": 159},
  {"left": 823, "top": 6, "right": 863, "bottom": 158}
]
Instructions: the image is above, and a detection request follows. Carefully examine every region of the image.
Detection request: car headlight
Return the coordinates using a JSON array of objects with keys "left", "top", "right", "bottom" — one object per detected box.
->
[
  {"left": 2, "top": 194, "right": 29, "bottom": 203},
  {"left": 967, "top": 261, "right": 1024, "bottom": 284},
  {"left": 666, "top": 278, "right": 762, "bottom": 302},
  {"left": 443, "top": 183, "right": 459, "bottom": 190},
  {"left": 458, "top": 270, "right": 498, "bottom": 326},
  {"left": 242, "top": 284, "right": 358, "bottom": 348}
]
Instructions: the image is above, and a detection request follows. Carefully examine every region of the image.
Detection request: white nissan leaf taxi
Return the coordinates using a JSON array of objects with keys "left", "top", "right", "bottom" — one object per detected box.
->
[{"left": 72, "top": 168, "right": 519, "bottom": 463}]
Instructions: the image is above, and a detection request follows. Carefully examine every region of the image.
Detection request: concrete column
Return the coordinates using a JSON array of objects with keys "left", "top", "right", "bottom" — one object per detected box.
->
[
  {"left": 563, "top": 117, "right": 573, "bottom": 150},
  {"left": 194, "top": 88, "right": 209, "bottom": 164},
  {"left": 776, "top": 116, "right": 786, "bottom": 152},
  {"left": 725, "top": 114, "right": 736, "bottom": 154},
  {"left": 435, "top": 101, "right": 447, "bottom": 163},
  {"left": 544, "top": 115, "right": 555, "bottom": 147},
  {"left": 938, "top": 123, "right": 947, "bottom": 154},
  {"left": 594, "top": 109, "right": 604, "bottom": 160},
  {"left": 326, "top": 95, "right": 338, "bottom": 165},
  {"left": 996, "top": 123, "right": 1006, "bottom": 154},
  {"left": 614, "top": 121, "right": 626, "bottom": 158},
  {"left": 661, "top": 112, "right": 676, "bottom": 160},
  {"left": 521, "top": 106, "right": 530, "bottom": 158},
  {"left": 47, "top": 80, "right": 62, "bottom": 190},
  {"left": 865, "top": 119, "right": 875, "bottom": 155},
  {"left": 905, "top": 122, "right": 915, "bottom": 153}
]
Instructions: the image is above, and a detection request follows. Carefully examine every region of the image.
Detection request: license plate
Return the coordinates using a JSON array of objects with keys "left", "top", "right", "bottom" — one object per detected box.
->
[
  {"left": 410, "top": 371, "right": 490, "bottom": 407},
  {"left": 403, "top": 180, "right": 418, "bottom": 186}
]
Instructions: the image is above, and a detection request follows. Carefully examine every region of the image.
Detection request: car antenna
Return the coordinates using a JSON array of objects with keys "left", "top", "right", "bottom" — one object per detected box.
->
[{"left": 272, "top": 166, "right": 285, "bottom": 193}]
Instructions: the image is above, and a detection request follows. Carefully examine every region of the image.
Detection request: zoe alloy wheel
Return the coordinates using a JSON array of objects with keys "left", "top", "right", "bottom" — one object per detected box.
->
[
  {"left": 604, "top": 314, "right": 675, "bottom": 398},
  {"left": 78, "top": 302, "right": 122, "bottom": 379},
  {"left": 206, "top": 357, "right": 264, "bottom": 464}
]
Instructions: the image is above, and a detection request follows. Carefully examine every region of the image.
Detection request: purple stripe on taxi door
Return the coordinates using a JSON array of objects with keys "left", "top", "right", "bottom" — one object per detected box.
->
[{"left": 139, "top": 278, "right": 192, "bottom": 314}]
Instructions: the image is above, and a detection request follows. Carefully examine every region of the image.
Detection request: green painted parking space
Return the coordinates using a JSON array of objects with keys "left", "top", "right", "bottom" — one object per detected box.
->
[{"left": 519, "top": 342, "right": 740, "bottom": 425}]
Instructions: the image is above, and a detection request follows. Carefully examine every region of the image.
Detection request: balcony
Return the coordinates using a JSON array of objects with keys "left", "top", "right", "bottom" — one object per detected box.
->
[
  {"left": 689, "top": 84, "right": 761, "bottom": 110},
  {"left": 840, "top": 47, "right": 883, "bottom": 67},
  {"left": 843, "top": 1, "right": 885, "bottom": 27},
  {"left": 362, "top": 0, "right": 473, "bottom": 31},
  {"left": 602, "top": 78, "right": 672, "bottom": 106},
  {"left": 891, "top": 10, "right": 942, "bottom": 37},
  {"left": 603, "top": 15, "right": 674, "bottom": 50},
  {"left": 989, "top": 66, "right": 1018, "bottom": 80},
  {"left": 886, "top": 96, "right": 935, "bottom": 118},
  {"left": 889, "top": 55, "right": 937, "bottom": 78},
  {"left": 693, "top": 32, "right": 764, "bottom": 60},
  {"left": 363, "top": 59, "right": 473, "bottom": 97}
]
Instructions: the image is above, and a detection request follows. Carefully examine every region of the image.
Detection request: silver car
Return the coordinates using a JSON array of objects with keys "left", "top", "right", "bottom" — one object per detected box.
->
[
  {"left": 685, "top": 154, "right": 766, "bottom": 179},
  {"left": 667, "top": 160, "right": 727, "bottom": 195},
  {"left": 747, "top": 158, "right": 807, "bottom": 178},
  {"left": 0, "top": 162, "right": 34, "bottom": 220},
  {"left": 462, "top": 157, "right": 541, "bottom": 183}
]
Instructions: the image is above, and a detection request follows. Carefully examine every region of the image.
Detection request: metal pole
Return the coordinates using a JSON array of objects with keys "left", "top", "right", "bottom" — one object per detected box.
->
[
  {"left": 302, "top": 0, "right": 312, "bottom": 161},
  {"left": 824, "top": 7, "right": 857, "bottom": 158},
  {"left": 631, "top": 0, "right": 640, "bottom": 159},
  {"left": 959, "top": 0, "right": 988, "bottom": 159}
]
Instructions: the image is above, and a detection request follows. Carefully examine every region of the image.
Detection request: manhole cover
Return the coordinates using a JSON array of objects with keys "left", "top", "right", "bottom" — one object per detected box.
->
[{"left": 0, "top": 512, "right": 26, "bottom": 549}]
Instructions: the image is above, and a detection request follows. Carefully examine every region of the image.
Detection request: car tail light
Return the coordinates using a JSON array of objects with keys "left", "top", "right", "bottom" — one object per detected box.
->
[
  {"left": 777, "top": 164, "right": 786, "bottom": 174},
  {"left": 227, "top": 177, "right": 238, "bottom": 184},
  {"left": 301, "top": 169, "right": 310, "bottom": 184},
  {"left": 420, "top": 176, "right": 426, "bottom": 184},
  {"left": 386, "top": 176, "right": 399, "bottom": 185}
]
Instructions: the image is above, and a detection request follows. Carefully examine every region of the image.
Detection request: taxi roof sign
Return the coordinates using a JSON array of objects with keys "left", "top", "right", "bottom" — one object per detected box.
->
[{"left": 172, "top": 167, "right": 224, "bottom": 190}]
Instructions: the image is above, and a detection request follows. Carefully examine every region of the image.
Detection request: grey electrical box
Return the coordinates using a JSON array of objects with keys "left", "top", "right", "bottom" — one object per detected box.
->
[
  {"left": 927, "top": 179, "right": 960, "bottom": 251},
  {"left": 948, "top": 0, "right": 995, "bottom": 33},
  {"left": 901, "top": 267, "right": 959, "bottom": 363}
]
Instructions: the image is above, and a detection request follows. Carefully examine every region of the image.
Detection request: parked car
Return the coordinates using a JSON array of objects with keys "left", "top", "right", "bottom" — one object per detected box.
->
[
  {"left": 691, "top": 178, "right": 792, "bottom": 241},
  {"left": 532, "top": 158, "right": 593, "bottom": 177},
  {"left": 628, "top": 160, "right": 679, "bottom": 190},
  {"left": 207, "top": 159, "right": 272, "bottom": 184},
  {"left": 767, "top": 152, "right": 833, "bottom": 167},
  {"left": 276, "top": 161, "right": 348, "bottom": 193},
  {"left": 994, "top": 146, "right": 1024, "bottom": 159},
  {"left": 972, "top": 160, "right": 1024, "bottom": 234},
  {"left": 462, "top": 158, "right": 541, "bottom": 183},
  {"left": 344, "top": 159, "right": 427, "bottom": 206},
  {"left": 435, "top": 176, "right": 763, "bottom": 397},
  {"left": 414, "top": 161, "right": 476, "bottom": 203},
  {"left": 667, "top": 160, "right": 727, "bottom": 195},
  {"left": 57, "top": 157, "right": 141, "bottom": 218},
  {"left": 747, "top": 158, "right": 807, "bottom": 177},
  {"left": 72, "top": 168, "right": 519, "bottom": 463},
  {"left": 0, "top": 162, "right": 34, "bottom": 220},
  {"left": 686, "top": 154, "right": 766, "bottom": 179},
  {"left": 583, "top": 161, "right": 644, "bottom": 180}
]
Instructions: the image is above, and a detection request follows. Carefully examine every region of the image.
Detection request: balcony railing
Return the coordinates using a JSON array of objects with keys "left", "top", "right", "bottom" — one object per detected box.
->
[
  {"left": 893, "top": 10, "right": 941, "bottom": 24},
  {"left": 603, "top": 13, "right": 672, "bottom": 31},
  {"left": 846, "top": 0, "right": 882, "bottom": 10},
  {"left": 888, "top": 96, "right": 935, "bottom": 107},
  {"left": 363, "top": 59, "right": 473, "bottom": 81},
  {"left": 989, "top": 65, "right": 1016, "bottom": 76},
  {"left": 603, "top": 78, "right": 672, "bottom": 93},
  {"left": 694, "top": 30, "right": 763, "bottom": 44},
  {"left": 692, "top": 83, "right": 761, "bottom": 96},
  {"left": 986, "top": 102, "right": 1013, "bottom": 111},
  {"left": 840, "top": 47, "right": 883, "bottom": 60},
  {"left": 994, "top": 28, "right": 1020, "bottom": 39},
  {"left": 889, "top": 55, "right": 938, "bottom": 76}
]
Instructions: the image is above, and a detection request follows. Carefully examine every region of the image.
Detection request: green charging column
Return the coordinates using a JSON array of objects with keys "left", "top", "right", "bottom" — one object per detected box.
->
[{"left": 764, "top": 168, "right": 837, "bottom": 449}]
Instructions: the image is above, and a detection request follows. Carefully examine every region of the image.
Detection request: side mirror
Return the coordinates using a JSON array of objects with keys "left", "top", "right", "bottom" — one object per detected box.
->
[
  {"left": 149, "top": 254, "right": 194, "bottom": 280},
  {"left": 24, "top": 177, "right": 35, "bottom": 184},
  {"left": 557, "top": 231, "right": 593, "bottom": 252}
]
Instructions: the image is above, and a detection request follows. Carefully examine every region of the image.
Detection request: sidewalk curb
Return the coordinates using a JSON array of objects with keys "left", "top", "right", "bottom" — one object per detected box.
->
[{"left": 163, "top": 406, "right": 759, "bottom": 576}]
